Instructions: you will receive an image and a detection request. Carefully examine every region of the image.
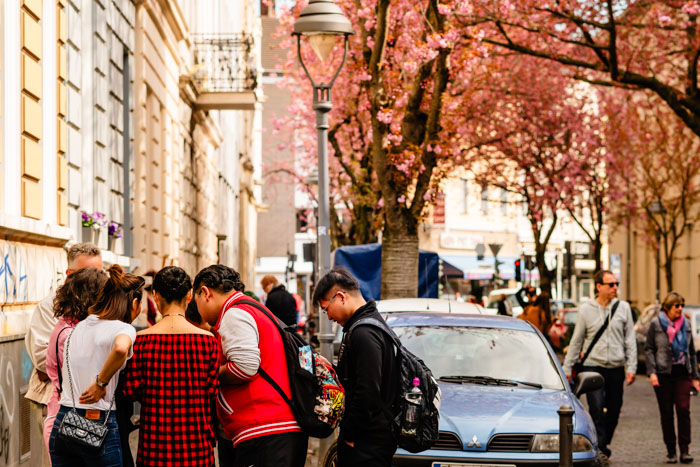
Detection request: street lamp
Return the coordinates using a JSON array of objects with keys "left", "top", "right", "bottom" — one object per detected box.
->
[
  {"left": 293, "top": 1, "right": 353, "bottom": 458},
  {"left": 649, "top": 198, "right": 667, "bottom": 304}
]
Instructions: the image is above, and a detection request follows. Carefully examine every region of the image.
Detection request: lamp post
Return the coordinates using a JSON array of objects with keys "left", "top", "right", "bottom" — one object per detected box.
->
[
  {"left": 293, "top": 1, "right": 353, "bottom": 461},
  {"left": 649, "top": 198, "right": 667, "bottom": 304}
]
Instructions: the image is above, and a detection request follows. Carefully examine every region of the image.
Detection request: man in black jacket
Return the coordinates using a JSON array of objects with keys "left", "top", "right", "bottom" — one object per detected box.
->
[
  {"left": 261, "top": 274, "right": 298, "bottom": 326},
  {"left": 313, "top": 267, "right": 398, "bottom": 467}
]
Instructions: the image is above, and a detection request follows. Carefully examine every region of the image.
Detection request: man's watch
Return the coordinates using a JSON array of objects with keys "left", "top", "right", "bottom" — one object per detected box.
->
[{"left": 95, "top": 375, "right": 108, "bottom": 388}]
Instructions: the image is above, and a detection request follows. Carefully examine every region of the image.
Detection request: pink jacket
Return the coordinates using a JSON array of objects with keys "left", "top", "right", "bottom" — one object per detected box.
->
[{"left": 43, "top": 318, "right": 76, "bottom": 450}]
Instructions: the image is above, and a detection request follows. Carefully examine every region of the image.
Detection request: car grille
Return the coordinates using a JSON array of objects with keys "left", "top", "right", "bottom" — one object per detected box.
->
[
  {"left": 433, "top": 431, "right": 462, "bottom": 450},
  {"left": 487, "top": 434, "right": 534, "bottom": 452}
]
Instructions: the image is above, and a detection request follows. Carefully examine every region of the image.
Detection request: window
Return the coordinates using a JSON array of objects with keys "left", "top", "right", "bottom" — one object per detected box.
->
[{"left": 481, "top": 185, "right": 489, "bottom": 214}]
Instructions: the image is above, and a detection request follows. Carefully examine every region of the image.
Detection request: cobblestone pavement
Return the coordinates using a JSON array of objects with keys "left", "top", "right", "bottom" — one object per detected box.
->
[{"left": 601, "top": 374, "right": 700, "bottom": 466}]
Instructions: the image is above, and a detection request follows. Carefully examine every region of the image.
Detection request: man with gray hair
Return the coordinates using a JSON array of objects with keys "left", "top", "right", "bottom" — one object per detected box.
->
[{"left": 24, "top": 242, "right": 102, "bottom": 466}]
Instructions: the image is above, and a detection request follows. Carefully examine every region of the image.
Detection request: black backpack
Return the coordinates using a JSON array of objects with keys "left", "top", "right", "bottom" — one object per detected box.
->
[
  {"left": 345, "top": 317, "right": 441, "bottom": 453},
  {"left": 236, "top": 300, "right": 345, "bottom": 439}
]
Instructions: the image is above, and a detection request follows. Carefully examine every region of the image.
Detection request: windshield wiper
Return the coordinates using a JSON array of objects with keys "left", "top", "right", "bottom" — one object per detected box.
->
[
  {"left": 438, "top": 375, "right": 543, "bottom": 389},
  {"left": 438, "top": 375, "right": 517, "bottom": 386}
]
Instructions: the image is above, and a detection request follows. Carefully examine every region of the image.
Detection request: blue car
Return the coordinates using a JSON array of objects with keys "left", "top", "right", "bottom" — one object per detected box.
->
[{"left": 385, "top": 313, "right": 604, "bottom": 467}]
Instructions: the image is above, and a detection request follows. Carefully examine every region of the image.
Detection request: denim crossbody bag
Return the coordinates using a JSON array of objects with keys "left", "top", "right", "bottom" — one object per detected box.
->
[{"left": 57, "top": 330, "right": 114, "bottom": 450}]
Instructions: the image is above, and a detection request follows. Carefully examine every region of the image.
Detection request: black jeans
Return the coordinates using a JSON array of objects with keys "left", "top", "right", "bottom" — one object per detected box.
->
[
  {"left": 654, "top": 364, "right": 692, "bottom": 455},
  {"left": 583, "top": 365, "right": 626, "bottom": 451},
  {"left": 337, "top": 432, "right": 397, "bottom": 467},
  {"left": 231, "top": 431, "right": 308, "bottom": 467}
]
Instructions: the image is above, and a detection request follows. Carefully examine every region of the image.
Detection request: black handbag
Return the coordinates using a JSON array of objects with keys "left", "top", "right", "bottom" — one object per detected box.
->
[
  {"left": 57, "top": 330, "right": 113, "bottom": 450},
  {"left": 572, "top": 301, "right": 620, "bottom": 378}
]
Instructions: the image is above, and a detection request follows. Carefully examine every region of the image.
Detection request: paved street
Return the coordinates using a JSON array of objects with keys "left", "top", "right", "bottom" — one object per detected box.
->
[{"left": 591, "top": 375, "right": 700, "bottom": 466}]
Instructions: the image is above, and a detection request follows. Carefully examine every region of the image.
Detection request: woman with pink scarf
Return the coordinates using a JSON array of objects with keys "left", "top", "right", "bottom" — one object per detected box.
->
[
  {"left": 645, "top": 292, "right": 700, "bottom": 464},
  {"left": 43, "top": 267, "right": 108, "bottom": 453}
]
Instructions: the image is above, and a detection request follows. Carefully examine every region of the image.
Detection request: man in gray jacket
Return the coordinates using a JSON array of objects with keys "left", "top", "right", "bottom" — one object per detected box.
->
[{"left": 563, "top": 269, "right": 637, "bottom": 459}]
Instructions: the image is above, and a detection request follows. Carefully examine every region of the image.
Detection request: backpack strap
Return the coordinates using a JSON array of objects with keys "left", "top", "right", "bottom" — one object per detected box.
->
[
  {"left": 233, "top": 298, "right": 295, "bottom": 408},
  {"left": 343, "top": 317, "right": 400, "bottom": 422},
  {"left": 55, "top": 325, "right": 72, "bottom": 394}
]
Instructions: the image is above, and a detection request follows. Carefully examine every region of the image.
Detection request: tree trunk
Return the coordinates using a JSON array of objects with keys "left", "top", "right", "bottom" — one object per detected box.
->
[
  {"left": 593, "top": 236, "right": 602, "bottom": 272},
  {"left": 664, "top": 257, "right": 674, "bottom": 295},
  {"left": 381, "top": 214, "right": 419, "bottom": 298}
]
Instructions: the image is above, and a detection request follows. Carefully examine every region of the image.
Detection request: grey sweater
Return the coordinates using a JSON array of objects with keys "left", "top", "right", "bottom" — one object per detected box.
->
[{"left": 563, "top": 298, "right": 637, "bottom": 375}]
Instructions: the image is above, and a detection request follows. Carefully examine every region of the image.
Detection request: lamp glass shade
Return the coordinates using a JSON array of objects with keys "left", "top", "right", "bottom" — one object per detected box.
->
[{"left": 308, "top": 33, "right": 338, "bottom": 62}]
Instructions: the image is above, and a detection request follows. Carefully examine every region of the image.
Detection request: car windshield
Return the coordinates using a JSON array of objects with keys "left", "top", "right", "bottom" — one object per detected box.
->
[
  {"left": 563, "top": 311, "right": 578, "bottom": 326},
  {"left": 392, "top": 325, "right": 564, "bottom": 390}
]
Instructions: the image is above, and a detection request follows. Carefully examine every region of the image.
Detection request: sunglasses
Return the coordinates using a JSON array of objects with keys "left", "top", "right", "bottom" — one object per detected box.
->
[
  {"left": 602, "top": 282, "right": 619, "bottom": 288},
  {"left": 673, "top": 303, "right": 685, "bottom": 308}
]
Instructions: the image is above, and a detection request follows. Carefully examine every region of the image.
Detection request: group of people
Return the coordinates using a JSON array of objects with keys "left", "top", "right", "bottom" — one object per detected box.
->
[
  {"left": 24, "top": 243, "right": 398, "bottom": 467},
  {"left": 562, "top": 270, "right": 698, "bottom": 464}
]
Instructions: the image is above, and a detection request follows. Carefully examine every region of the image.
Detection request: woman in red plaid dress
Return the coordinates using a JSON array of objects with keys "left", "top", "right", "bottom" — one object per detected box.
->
[{"left": 123, "top": 266, "right": 220, "bottom": 466}]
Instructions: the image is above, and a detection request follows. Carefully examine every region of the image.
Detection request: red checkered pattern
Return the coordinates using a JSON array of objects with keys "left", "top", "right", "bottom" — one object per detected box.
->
[{"left": 123, "top": 333, "right": 220, "bottom": 467}]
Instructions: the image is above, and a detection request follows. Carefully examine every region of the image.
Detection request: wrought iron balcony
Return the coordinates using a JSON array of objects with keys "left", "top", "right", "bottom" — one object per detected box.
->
[{"left": 188, "top": 33, "right": 260, "bottom": 110}]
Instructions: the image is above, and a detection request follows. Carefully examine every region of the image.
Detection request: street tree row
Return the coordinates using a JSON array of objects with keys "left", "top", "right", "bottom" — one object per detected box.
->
[{"left": 271, "top": 0, "right": 700, "bottom": 297}]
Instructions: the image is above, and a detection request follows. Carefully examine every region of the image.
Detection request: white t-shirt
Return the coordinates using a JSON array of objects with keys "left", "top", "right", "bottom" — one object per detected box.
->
[{"left": 59, "top": 315, "right": 136, "bottom": 411}]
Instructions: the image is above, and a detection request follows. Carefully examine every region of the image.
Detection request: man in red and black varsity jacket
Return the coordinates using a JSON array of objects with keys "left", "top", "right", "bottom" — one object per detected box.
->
[{"left": 194, "top": 265, "right": 308, "bottom": 467}]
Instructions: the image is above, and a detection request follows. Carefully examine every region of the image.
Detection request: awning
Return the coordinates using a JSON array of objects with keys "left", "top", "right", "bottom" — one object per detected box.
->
[{"left": 439, "top": 258, "right": 464, "bottom": 278}]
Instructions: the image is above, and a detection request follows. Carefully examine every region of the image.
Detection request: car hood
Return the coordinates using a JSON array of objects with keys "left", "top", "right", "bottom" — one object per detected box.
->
[{"left": 438, "top": 383, "right": 576, "bottom": 451}]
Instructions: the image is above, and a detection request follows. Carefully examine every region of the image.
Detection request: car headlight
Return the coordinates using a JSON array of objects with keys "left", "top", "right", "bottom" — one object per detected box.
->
[{"left": 531, "top": 434, "right": 593, "bottom": 452}]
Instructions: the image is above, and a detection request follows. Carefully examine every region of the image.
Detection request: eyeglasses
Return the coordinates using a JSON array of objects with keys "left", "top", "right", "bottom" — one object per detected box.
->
[
  {"left": 602, "top": 282, "right": 619, "bottom": 288},
  {"left": 321, "top": 292, "right": 340, "bottom": 313},
  {"left": 673, "top": 303, "right": 685, "bottom": 308}
]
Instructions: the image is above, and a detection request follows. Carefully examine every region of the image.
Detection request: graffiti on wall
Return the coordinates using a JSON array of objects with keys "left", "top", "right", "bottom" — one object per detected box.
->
[
  {"left": 0, "top": 240, "right": 67, "bottom": 306},
  {"left": 0, "top": 353, "right": 16, "bottom": 465}
]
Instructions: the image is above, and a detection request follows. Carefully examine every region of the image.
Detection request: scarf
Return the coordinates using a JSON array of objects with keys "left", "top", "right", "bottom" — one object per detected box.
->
[{"left": 659, "top": 311, "right": 688, "bottom": 362}]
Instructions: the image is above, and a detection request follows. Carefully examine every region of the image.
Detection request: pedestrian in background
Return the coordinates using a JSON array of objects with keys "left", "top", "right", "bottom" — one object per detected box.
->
[
  {"left": 123, "top": 266, "right": 220, "bottom": 467},
  {"left": 313, "top": 267, "right": 398, "bottom": 466},
  {"left": 260, "top": 274, "right": 298, "bottom": 327},
  {"left": 496, "top": 294, "right": 512, "bottom": 316},
  {"left": 518, "top": 292, "right": 552, "bottom": 336},
  {"left": 194, "top": 265, "right": 307, "bottom": 467},
  {"left": 515, "top": 284, "right": 537, "bottom": 309},
  {"left": 645, "top": 292, "right": 700, "bottom": 464},
  {"left": 25, "top": 243, "right": 102, "bottom": 467},
  {"left": 563, "top": 269, "right": 637, "bottom": 459},
  {"left": 43, "top": 267, "right": 108, "bottom": 452},
  {"left": 48, "top": 265, "right": 143, "bottom": 466}
]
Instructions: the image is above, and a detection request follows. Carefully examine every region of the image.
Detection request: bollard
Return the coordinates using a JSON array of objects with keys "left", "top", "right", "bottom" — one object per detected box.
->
[{"left": 558, "top": 404, "right": 574, "bottom": 467}]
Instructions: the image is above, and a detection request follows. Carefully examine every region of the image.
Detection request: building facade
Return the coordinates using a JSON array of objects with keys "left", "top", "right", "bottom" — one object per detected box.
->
[{"left": 0, "top": 1, "right": 262, "bottom": 465}]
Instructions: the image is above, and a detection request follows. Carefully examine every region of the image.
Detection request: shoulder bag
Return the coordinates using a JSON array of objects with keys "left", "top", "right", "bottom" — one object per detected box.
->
[
  {"left": 572, "top": 301, "right": 620, "bottom": 378},
  {"left": 57, "top": 329, "right": 113, "bottom": 450}
]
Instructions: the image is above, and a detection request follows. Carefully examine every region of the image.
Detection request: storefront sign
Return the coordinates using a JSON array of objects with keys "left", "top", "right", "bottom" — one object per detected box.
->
[{"left": 440, "top": 232, "right": 484, "bottom": 250}]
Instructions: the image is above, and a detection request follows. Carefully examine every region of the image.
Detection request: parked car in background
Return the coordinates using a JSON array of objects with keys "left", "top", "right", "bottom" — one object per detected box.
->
[
  {"left": 486, "top": 288, "right": 525, "bottom": 317},
  {"left": 551, "top": 300, "right": 577, "bottom": 315},
  {"left": 549, "top": 308, "right": 579, "bottom": 351},
  {"left": 686, "top": 305, "right": 700, "bottom": 363},
  {"left": 333, "top": 298, "right": 489, "bottom": 356},
  {"left": 324, "top": 313, "right": 605, "bottom": 466}
]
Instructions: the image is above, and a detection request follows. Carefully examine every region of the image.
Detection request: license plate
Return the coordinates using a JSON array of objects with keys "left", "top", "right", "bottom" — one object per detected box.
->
[{"left": 432, "top": 464, "right": 516, "bottom": 467}]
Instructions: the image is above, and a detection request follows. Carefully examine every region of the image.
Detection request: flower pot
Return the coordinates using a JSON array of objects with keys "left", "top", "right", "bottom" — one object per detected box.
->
[
  {"left": 94, "top": 229, "right": 102, "bottom": 247},
  {"left": 108, "top": 236, "right": 117, "bottom": 253},
  {"left": 82, "top": 226, "right": 94, "bottom": 243}
]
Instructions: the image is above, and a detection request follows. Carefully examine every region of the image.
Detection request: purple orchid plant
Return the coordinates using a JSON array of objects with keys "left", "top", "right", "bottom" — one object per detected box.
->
[
  {"left": 108, "top": 222, "right": 123, "bottom": 239},
  {"left": 80, "top": 211, "right": 107, "bottom": 230}
]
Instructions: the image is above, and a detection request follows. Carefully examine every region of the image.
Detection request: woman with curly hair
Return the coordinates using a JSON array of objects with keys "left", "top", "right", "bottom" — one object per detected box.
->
[
  {"left": 43, "top": 267, "right": 108, "bottom": 452},
  {"left": 49, "top": 264, "right": 144, "bottom": 466}
]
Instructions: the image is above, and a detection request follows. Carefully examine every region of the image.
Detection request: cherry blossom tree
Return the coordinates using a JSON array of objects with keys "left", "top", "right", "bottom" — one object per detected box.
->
[
  {"left": 275, "top": 0, "right": 484, "bottom": 297},
  {"left": 458, "top": 54, "right": 612, "bottom": 293},
  {"left": 605, "top": 91, "right": 700, "bottom": 292},
  {"left": 471, "top": 0, "right": 700, "bottom": 139}
]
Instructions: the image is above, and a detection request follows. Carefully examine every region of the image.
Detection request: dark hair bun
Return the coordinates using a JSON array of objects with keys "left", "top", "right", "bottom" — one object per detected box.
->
[{"left": 153, "top": 266, "right": 192, "bottom": 303}]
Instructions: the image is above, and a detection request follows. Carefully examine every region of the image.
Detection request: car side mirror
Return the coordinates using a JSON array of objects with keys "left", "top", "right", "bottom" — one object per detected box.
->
[{"left": 573, "top": 371, "right": 604, "bottom": 397}]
